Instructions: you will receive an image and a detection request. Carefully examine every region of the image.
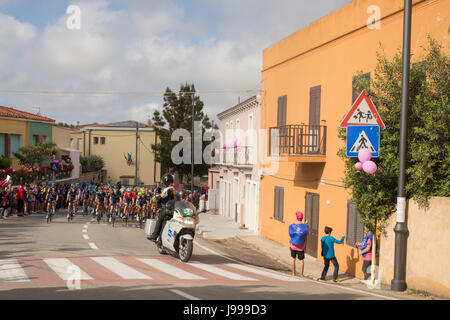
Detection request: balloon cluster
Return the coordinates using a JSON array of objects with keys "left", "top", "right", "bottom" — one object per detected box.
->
[{"left": 355, "top": 148, "right": 377, "bottom": 174}]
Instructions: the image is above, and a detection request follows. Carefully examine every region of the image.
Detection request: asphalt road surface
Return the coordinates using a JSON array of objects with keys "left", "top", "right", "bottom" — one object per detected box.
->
[{"left": 0, "top": 210, "right": 397, "bottom": 300}]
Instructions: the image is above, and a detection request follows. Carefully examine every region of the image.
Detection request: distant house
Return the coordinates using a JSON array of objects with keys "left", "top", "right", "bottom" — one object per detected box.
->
[
  {"left": 215, "top": 96, "right": 260, "bottom": 233},
  {"left": 70, "top": 120, "right": 160, "bottom": 185}
]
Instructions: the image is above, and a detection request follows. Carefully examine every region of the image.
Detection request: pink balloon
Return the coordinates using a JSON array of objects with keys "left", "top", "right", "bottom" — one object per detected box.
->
[
  {"left": 363, "top": 160, "right": 377, "bottom": 174},
  {"left": 355, "top": 162, "right": 363, "bottom": 170},
  {"left": 358, "top": 148, "right": 372, "bottom": 163}
]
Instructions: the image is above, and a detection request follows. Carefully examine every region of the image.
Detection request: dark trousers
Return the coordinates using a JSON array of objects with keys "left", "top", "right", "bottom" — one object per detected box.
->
[
  {"left": 362, "top": 260, "right": 372, "bottom": 280},
  {"left": 17, "top": 200, "right": 24, "bottom": 216},
  {"left": 321, "top": 257, "right": 339, "bottom": 280}
]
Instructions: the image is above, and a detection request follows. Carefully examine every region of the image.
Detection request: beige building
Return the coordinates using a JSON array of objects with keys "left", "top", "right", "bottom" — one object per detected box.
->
[{"left": 70, "top": 120, "right": 160, "bottom": 185}]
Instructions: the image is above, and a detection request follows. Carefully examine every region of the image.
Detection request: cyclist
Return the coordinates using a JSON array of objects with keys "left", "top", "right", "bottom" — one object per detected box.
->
[
  {"left": 136, "top": 187, "right": 149, "bottom": 222},
  {"left": 109, "top": 186, "right": 122, "bottom": 222},
  {"left": 66, "top": 184, "right": 78, "bottom": 217},
  {"left": 45, "top": 184, "right": 59, "bottom": 216},
  {"left": 122, "top": 187, "right": 134, "bottom": 220},
  {"left": 95, "top": 186, "right": 105, "bottom": 217}
]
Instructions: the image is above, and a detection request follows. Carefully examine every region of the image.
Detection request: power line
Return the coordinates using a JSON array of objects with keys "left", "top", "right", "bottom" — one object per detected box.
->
[{"left": 0, "top": 89, "right": 259, "bottom": 97}]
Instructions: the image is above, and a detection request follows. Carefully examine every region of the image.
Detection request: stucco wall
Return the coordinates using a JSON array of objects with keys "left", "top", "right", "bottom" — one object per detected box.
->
[
  {"left": 28, "top": 122, "right": 53, "bottom": 146},
  {"left": 379, "top": 197, "right": 450, "bottom": 298},
  {"left": 52, "top": 126, "right": 71, "bottom": 148}
]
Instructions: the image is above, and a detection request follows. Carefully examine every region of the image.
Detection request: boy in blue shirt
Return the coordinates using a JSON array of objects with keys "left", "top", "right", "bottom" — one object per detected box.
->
[{"left": 319, "top": 226, "right": 345, "bottom": 282}]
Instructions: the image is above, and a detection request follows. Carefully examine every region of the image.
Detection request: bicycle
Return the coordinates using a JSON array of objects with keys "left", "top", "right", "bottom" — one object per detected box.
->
[{"left": 46, "top": 207, "right": 54, "bottom": 223}]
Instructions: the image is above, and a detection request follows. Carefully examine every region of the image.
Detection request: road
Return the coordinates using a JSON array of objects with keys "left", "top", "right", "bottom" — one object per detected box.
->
[{"left": 0, "top": 210, "right": 397, "bottom": 300}]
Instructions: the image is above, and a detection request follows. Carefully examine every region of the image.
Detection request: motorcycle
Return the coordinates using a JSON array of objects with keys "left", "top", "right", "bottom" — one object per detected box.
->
[{"left": 145, "top": 200, "right": 199, "bottom": 262}]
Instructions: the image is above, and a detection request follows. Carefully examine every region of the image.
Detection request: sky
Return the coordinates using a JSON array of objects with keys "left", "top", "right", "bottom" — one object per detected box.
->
[{"left": 0, "top": 0, "right": 352, "bottom": 126}]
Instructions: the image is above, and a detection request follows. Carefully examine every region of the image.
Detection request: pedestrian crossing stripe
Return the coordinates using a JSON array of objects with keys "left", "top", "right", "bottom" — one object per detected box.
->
[
  {"left": 349, "top": 130, "right": 376, "bottom": 153},
  {"left": 0, "top": 257, "right": 302, "bottom": 284},
  {"left": 0, "top": 260, "right": 30, "bottom": 282}
]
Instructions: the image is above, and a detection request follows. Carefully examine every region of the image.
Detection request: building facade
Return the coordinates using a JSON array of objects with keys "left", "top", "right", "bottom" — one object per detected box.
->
[
  {"left": 259, "top": 0, "right": 449, "bottom": 279},
  {"left": 70, "top": 120, "right": 161, "bottom": 185},
  {"left": 0, "top": 106, "right": 55, "bottom": 169},
  {"left": 217, "top": 96, "right": 261, "bottom": 233}
]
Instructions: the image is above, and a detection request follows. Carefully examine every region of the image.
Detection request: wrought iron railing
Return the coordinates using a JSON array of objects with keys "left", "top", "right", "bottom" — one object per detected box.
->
[
  {"left": 220, "top": 146, "right": 254, "bottom": 166},
  {"left": 269, "top": 124, "right": 327, "bottom": 156}
]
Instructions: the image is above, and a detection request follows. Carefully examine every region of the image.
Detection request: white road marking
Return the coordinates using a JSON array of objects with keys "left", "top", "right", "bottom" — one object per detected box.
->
[
  {"left": 225, "top": 263, "right": 303, "bottom": 282},
  {"left": 43, "top": 258, "right": 93, "bottom": 280},
  {"left": 88, "top": 242, "right": 99, "bottom": 250},
  {"left": 195, "top": 241, "right": 396, "bottom": 300},
  {"left": 0, "top": 260, "right": 30, "bottom": 282},
  {"left": 169, "top": 289, "right": 201, "bottom": 300},
  {"left": 83, "top": 234, "right": 89, "bottom": 240},
  {"left": 91, "top": 257, "right": 151, "bottom": 279},
  {"left": 82, "top": 229, "right": 87, "bottom": 233},
  {"left": 188, "top": 261, "right": 256, "bottom": 281},
  {"left": 138, "top": 259, "right": 205, "bottom": 280}
]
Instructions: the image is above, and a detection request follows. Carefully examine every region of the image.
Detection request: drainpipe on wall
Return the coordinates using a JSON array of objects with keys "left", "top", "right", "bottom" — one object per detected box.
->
[{"left": 88, "top": 129, "right": 91, "bottom": 156}]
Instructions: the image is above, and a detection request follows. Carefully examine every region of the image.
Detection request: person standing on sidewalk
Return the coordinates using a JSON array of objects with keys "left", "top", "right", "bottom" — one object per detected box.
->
[
  {"left": 288, "top": 211, "right": 309, "bottom": 277},
  {"left": 16, "top": 185, "right": 25, "bottom": 216},
  {"left": 319, "top": 226, "right": 345, "bottom": 282},
  {"left": 356, "top": 231, "right": 373, "bottom": 280}
]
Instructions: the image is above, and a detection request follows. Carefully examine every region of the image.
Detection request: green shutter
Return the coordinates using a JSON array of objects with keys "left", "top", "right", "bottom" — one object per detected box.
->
[
  {"left": 10, "top": 134, "right": 22, "bottom": 159},
  {"left": 0, "top": 134, "right": 5, "bottom": 157}
]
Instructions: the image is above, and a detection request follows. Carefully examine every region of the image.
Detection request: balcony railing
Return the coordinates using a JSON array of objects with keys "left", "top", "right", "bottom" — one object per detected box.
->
[
  {"left": 220, "top": 146, "right": 254, "bottom": 166},
  {"left": 269, "top": 124, "right": 327, "bottom": 156}
]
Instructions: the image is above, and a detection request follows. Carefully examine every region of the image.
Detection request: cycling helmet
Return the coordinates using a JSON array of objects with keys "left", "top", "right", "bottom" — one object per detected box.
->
[{"left": 161, "top": 173, "right": 174, "bottom": 187}]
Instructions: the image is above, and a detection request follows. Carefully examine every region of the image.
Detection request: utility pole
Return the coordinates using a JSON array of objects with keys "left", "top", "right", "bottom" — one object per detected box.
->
[
  {"left": 135, "top": 122, "right": 139, "bottom": 186},
  {"left": 391, "top": 0, "right": 411, "bottom": 292},
  {"left": 191, "top": 93, "right": 195, "bottom": 194}
]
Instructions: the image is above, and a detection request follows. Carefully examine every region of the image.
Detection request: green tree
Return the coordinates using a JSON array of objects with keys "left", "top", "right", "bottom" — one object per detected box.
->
[
  {"left": 0, "top": 156, "right": 12, "bottom": 169},
  {"left": 338, "top": 37, "right": 450, "bottom": 233},
  {"left": 13, "top": 142, "right": 57, "bottom": 166},
  {"left": 80, "top": 155, "right": 104, "bottom": 173},
  {"left": 151, "top": 83, "right": 218, "bottom": 183}
]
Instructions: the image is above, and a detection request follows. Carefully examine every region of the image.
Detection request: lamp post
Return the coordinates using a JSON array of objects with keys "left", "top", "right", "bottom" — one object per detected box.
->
[
  {"left": 191, "top": 93, "right": 195, "bottom": 195},
  {"left": 391, "top": 0, "right": 411, "bottom": 292}
]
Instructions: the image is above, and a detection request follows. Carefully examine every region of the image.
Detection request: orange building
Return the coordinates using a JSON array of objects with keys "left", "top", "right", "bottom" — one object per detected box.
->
[{"left": 259, "top": 0, "right": 449, "bottom": 279}]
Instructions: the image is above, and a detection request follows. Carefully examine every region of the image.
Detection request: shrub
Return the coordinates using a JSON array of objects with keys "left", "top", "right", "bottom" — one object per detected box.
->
[{"left": 80, "top": 155, "right": 104, "bottom": 173}]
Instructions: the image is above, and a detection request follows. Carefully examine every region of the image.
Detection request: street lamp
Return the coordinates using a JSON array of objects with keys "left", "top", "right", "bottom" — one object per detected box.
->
[
  {"left": 191, "top": 92, "right": 195, "bottom": 195},
  {"left": 391, "top": 0, "right": 411, "bottom": 292}
]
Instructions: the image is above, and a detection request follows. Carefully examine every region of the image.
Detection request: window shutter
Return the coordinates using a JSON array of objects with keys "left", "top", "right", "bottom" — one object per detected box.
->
[
  {"left": 279, "top": 187, "right": 284, "bottom": 221},
  {"left": 346, "top": 200, "right": 355, "bottom": 246}
]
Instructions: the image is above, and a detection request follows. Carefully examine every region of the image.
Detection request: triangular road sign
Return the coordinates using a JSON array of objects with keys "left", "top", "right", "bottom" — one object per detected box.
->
[
  {"left": 349, "top": 130, "right": 376, "bottom": 153},
  {"left": 340, "top": 90, "right": 385, "bottom": 129}
]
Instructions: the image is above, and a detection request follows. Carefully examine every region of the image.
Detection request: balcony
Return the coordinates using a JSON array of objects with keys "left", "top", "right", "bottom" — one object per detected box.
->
[
  {"left": 269, "top": 124, "right": 327, "bottom": 162},
  {"left": 219, "top": 146, "right": 254, "bottom": 168}
]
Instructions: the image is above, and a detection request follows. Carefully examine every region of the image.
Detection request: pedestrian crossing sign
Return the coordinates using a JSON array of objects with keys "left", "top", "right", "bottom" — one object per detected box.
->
[{"left": 346, "top": 125, "right": 380, "bottom": 157}]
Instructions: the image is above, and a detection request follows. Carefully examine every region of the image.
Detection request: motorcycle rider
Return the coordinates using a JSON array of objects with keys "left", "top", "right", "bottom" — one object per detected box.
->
[{"left": 147, "top": 173, "right": 176, "bottom": 241}]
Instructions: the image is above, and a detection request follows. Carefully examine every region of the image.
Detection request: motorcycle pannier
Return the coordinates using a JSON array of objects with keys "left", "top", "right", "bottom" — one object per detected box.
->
[{"left": 145, "top": 219, "right": 157, "bottom": 236}]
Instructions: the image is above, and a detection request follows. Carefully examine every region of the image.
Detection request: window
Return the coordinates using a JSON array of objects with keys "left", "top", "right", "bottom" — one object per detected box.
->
[
  {"left": 33, "top": 135, "right": 43, "bottom": 145},
  {"left": 10, "top": 135, "right": 21, "bottom": 159},
  {"left": 100, "top": 137, "right": 105, "bottom": 144},
  {"left": 70, "top": 138, "right": 74, "bottom": 149},
  {"left": 273, "top": 186, "right": 284, "bottom": 222},
  {"left": 277, "top": 95, "right": 287, "bottom": 127},
  {"left": 77, "top": 138, "right": 82, "bottom": 151},
  {"left": 346, "top": 200, "right": 365, "bottom": 247},
  {"left": 0, "top": 134, "right": 5, "bottom": 157},
  {"left": 94, "top": 137, "right": 99, "bottom": 144}
]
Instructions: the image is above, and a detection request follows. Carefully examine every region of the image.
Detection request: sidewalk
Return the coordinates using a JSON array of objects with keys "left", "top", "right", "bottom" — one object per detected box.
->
[{"left": 196, "top": 211, "right": 430, "bottom": 300}]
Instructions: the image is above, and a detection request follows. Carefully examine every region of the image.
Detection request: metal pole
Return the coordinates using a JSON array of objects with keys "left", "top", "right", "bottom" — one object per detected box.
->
[
  {"left": 135, "top": 122, "right": 139, "bottom": 186},
  {"left": 391, "top": 0, "right": 411, "bottom": 292},
  {"left": 191, "top": 93, "right": 195, "bottom": 194}
]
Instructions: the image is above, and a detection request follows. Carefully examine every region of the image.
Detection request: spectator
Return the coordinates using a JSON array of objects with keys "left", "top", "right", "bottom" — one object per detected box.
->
[
  {"left": 16, "top": 185, "right": 25, "bottom": 216},
  {"left": 288, "top": 211, "right": 309, "bottom": 277},
  {"left": 356, "top": 231, "right": 373, "bottom": 281},
  {"left": 319, "top": 226, "right": 345, "bottom": 282}
]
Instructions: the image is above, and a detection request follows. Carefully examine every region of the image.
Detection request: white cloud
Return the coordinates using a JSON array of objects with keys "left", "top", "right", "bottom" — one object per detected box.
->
[{"left": 0, "top": 0, "right": 352, "bottom": 125}]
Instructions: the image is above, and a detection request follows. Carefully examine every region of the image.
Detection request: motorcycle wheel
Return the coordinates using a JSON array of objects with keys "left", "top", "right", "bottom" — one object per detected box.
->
[{"left": 179, "top": 238, "right": 193, "bottom": 262}]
